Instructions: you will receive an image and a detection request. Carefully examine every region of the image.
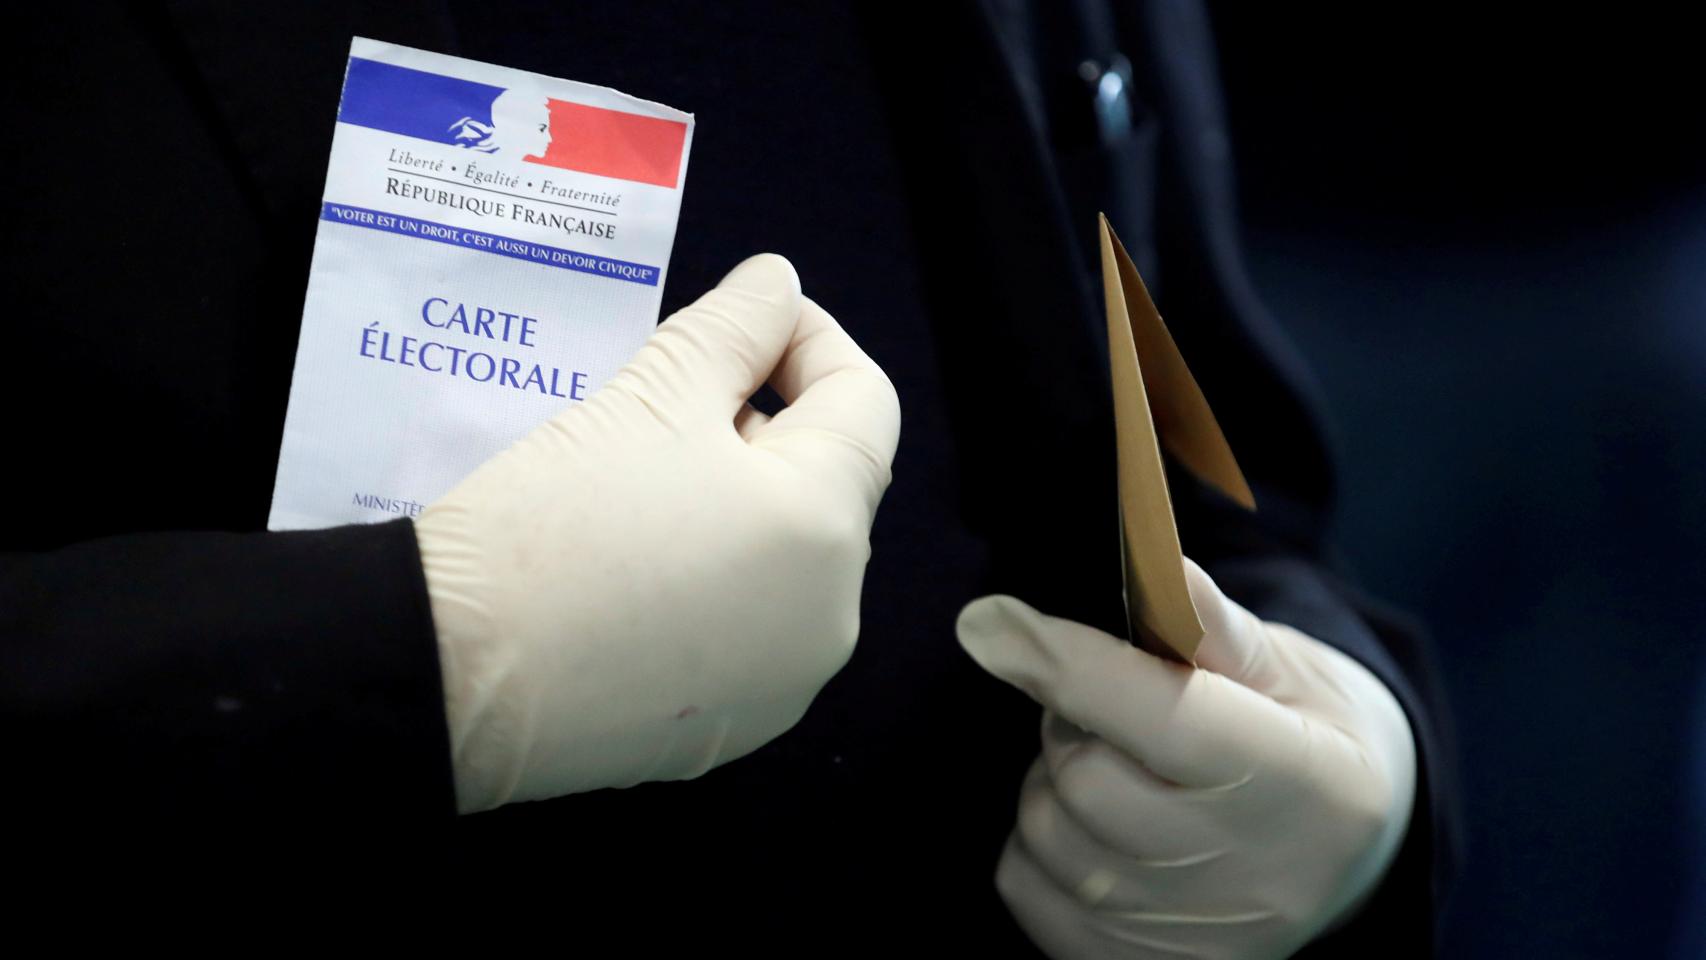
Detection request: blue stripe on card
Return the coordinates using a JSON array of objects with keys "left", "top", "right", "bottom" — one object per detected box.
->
[{"left": 338, "top": 57, "right": 505, "bottom": 146}]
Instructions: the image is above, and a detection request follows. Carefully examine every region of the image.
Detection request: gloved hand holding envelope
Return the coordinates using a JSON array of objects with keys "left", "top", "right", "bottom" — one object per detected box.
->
[{"left": 955, "top": 217, "right": 1418, "bottom": 959}]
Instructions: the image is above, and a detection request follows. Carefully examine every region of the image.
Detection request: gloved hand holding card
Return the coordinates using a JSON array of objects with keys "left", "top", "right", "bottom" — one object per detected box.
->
[{"left": 954, "top": 218, "right": 1418, "bottom": 960}]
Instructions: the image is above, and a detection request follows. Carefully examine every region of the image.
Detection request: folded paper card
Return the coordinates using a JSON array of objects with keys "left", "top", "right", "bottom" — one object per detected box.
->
[
  {"left": 1100, "top": 214, "right": 1255, "bottom": 663},
  {"left": 268, "top": 37, "right": 693, "bottom": 530}
]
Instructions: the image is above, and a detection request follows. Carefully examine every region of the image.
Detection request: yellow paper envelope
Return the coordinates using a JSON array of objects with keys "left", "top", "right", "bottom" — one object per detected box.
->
[{"left": 1100, "top": 214, "right": 1256, "bottom": 662}]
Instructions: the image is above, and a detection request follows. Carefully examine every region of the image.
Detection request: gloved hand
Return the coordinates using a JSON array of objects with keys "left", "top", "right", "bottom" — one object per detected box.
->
[
  {"left": 417, "top": 254, "right": 900, "bottom": 813},
  {"left": 957, "top": 559, "right": 1416, "bottom": 960}
]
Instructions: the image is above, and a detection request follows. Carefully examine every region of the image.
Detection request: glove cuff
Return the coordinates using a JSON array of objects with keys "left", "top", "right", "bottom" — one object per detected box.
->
[{"left": 416, "top": 498, "right": 517, "bottom": 814}]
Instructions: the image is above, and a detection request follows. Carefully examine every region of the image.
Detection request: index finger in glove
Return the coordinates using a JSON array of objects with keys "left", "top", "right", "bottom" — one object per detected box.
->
[{"left": 956, "top": 594, "right": 1306, "bottom": 789}]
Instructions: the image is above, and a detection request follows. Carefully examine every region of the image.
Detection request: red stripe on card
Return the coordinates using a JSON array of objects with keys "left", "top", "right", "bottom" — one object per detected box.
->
[{"left": 525, "top": 99, "right": 687, "bottom": 188}]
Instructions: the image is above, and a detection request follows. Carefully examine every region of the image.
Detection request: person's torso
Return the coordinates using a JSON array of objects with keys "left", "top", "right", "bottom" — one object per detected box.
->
[{"left": 3, "top": 4, "right": 1284, "bottom": 953}]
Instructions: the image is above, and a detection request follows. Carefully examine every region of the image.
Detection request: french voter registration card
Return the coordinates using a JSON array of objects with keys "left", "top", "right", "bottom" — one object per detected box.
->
[{"left": 268, "top": 37, "right": 693, "bottom": 530}]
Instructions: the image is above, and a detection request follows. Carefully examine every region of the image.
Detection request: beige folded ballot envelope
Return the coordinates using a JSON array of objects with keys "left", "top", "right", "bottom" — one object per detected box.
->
[{"left": 1100, "top": 214, "right": 1256, "bottom": 663}]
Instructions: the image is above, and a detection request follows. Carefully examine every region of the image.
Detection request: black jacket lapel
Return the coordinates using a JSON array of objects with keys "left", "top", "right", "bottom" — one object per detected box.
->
[{"left": 157, "top": 0, "right": 461, "bottom": 225}]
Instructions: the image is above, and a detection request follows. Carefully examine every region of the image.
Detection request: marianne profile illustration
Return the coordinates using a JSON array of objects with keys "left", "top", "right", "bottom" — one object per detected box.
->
[
  {"left": 448, "top": 89, "right": 552, "bottom": 159},
  {"left": 338, "top": 54, "right": 689, "bottom": 187}
]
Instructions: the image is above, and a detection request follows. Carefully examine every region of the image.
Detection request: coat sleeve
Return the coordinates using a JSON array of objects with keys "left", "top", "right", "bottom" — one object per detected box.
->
[{"left": 0, "top": 517, "right": 457, "bottom": 836}]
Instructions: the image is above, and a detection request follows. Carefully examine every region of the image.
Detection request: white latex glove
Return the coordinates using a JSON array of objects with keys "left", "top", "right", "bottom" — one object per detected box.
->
[
  {"left": 417, "top": 254, "right": 900, "bottom": 813},
  {"left": 957, "top": 559, "right": 1416, "bottom": 960}
]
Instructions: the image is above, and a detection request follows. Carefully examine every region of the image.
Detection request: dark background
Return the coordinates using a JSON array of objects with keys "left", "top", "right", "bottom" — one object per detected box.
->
[{"left": 1211, "top": 7, "right": 1706, "bottom": 957}]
